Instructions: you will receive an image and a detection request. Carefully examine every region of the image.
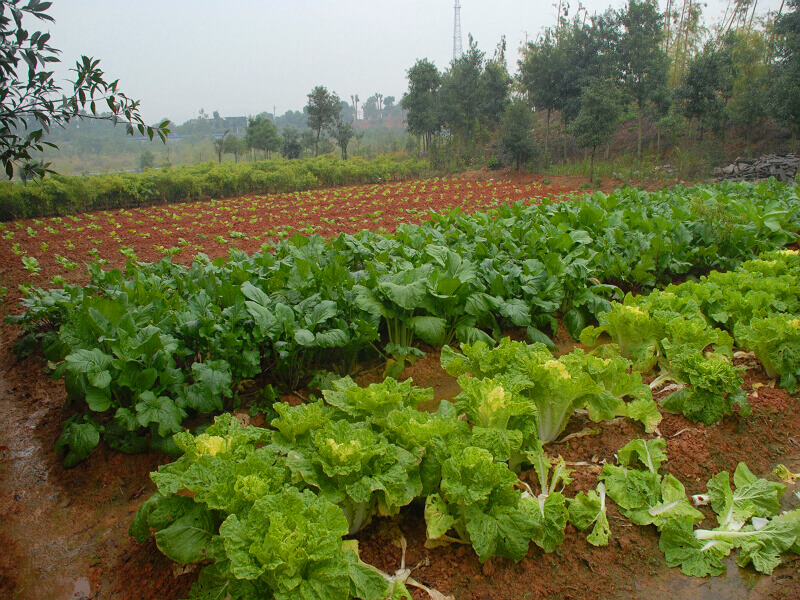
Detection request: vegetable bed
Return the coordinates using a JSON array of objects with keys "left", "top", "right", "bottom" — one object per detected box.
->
[{"left": 1, "top": 177, "right": 800, "bottom": 600}]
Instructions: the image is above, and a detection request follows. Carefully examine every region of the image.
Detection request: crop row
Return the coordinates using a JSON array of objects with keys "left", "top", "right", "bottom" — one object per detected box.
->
[
  {"left": 0, "top": 154, "right": 430, "bottom": 221},
  {"left": 0, "top": 177, "right": 572, "bottom": 284},
  {"left": 8, "top": 179, "right": 800, "bottom": 467},
  {"left": 127, "top": 360, "right": 799, "bottom": 599}
]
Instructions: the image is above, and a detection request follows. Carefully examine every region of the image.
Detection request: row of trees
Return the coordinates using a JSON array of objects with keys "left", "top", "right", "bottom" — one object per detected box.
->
[
  {"left": 402, "top": 0, "right": 800, "bottom": 177},
  {"left": 205, "top": 86, "right": 361, "bottom": 166}
]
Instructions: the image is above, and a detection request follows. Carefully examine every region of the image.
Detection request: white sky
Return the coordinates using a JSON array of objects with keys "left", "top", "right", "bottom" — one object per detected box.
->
[{"left": 45, "top": 0, "right": 785, "bottom": 124}]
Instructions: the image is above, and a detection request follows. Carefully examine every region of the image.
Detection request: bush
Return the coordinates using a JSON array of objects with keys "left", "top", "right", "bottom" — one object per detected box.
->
[{"left": 0, "top": 155, "right": 430, "bottom": 221}]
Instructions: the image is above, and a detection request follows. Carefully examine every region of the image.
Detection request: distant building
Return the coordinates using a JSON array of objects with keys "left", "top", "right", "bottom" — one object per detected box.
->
[{"left": 225, "top": 117, "right": 247, "bottom": 134}]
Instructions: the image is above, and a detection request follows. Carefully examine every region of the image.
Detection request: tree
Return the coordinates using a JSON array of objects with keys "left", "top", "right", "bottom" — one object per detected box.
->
[
  {"left": 518, "top": 29, "right": 567, "bottom": 153},
  {"left": 211, "top": 131, "right": 229, "bottom": 164},
  {"left": 569, "top": 79, "right": 624, "bottom": 182},
  {"left": 772, "top": 0, "right": 800, "bottom": 150},
  {"left": 362, "top": 95, "right": 380, "bottom": 119},
  {"left": 619, "top": 0, "right": 670, "bottom": 159},
  {"left": 727, "top": 30, "right": 769, "bottom": 155},
  {"left": 401, "top": 58, "right": 441, "bottom": 151},
  {"left": 305, "top": 86, "right": 340, "bottom": 156},
  {"left": 438, "top": 37, "right": 487, "bottom": 138},
  {"left": 0, "top": 0, "right": 168, "bottom": 179},
  {"left": 498, "top": 99, "right": 538, "bottom": 171},
  {"left": 480, "top": 58, "right": 511, "bottom": 127},
  {"left": 332, "top": 117, "right": 354, "bottom": 159},
  {"left": 223, "top": 134, "right": 247, "bottom": 163},
  {"left": 300, "top": 130, "right": 317, "bottom": 154},
  {"left": 246, "top": 115, "right": 281, "bottom": 158},
  {"left": 677, "top": 41, "right": 734, "bottom": 140},
  {"left": 281, "top": 126, "right": 302, "bottom": 159},
  {"left": 138, "top": 149, "right": 156, "bottom": 172}
]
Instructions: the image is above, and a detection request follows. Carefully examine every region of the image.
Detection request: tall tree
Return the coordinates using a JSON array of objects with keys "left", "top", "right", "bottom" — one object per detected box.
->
[
  {"left": 480, "top": 58, "right": 512, "bottom": 128},
  {"left": 677, "top": 40, "right": 734, "bottom": 140},
  {"left": 727, "top": 29, "right": 769, "bottom": 154},
  {"left": 281, "top": 126, "right": 302, "bottom": 159},
  {"left": 437, "top": 36, "right": 487, "bottom": 138},
  {"left": 401, "top": 58, "right": 442, "bottom": 151},
  {"left": 772, "top": 0, "right": 800, "bottom": 150},
  {"left": 246, "top": 115, "right": 281, "bottom": 158},
  {"left": 305, "top": 86, "right": 340, "bottom": 156},
  {"left": 223, "top": 135, "right": 247, "bottom": 163},
  {"left": 332, "top": 117, "right": 354, "bottom": 159},
  {"left": 569, "top": 79, "right": 624, "bottom": 182},
  {"left": 212, "top": 132, "right": 228, "bottom": 164},
  {"left": 619, "top": 0, "right": 670, "bottom": 159},
  {"left": 0, "top": 0, "right": 168, "bottom": 179},
  {"left": 498, "top": 99, "right": 538, "bottom": 171},
  {"left": 518, "top": 29, "right": 567, "bottom": 153}
]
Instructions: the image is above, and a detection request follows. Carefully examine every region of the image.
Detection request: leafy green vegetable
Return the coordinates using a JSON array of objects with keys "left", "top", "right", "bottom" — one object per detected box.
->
[
  {"left": 600, "top": 438, "right": 704, "bottom": 529},
  {"left": 656, "top": 342, "right": 750, "bottom": 425},
  {"left": 55, "top": 414, "right": 103, "bottom": 468},
  {"left": 568, "top": 483, "right": 610, "bottom": 546},
  {"left": 734, "top": 314, "right": 800, "bottom": 393},
  {"left": 425, "top": 446, "right": 541, "bottom": 562}
]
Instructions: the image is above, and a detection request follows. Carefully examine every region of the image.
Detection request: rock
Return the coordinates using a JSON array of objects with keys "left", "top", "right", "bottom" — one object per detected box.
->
[{"left": 715, "top": 154, "right": 798, "bottom": 183}]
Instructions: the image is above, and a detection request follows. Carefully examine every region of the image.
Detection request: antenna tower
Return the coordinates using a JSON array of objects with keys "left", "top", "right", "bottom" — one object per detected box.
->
[{"left": 453, "top": 1, "right": 463, "bottom": 60}]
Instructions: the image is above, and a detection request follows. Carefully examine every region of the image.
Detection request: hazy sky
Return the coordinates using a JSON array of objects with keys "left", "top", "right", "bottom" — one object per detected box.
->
[{"left": 45, "top": 0, "right": 785, "bottom": 124}]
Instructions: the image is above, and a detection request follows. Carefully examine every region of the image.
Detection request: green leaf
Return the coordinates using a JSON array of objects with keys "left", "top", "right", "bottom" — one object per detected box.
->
[
  {"left": 563, "top": 308, "right": 586, "bottom": 341},
  {"left": 424, "top": 493, "right": 456, "bottom": 540},
  {"left": 136, "top": 391, "right": 183, "bottom": 437},
  {"left": 568, "top": 484, "right": 610, "bottom": 546},
  {"left": 407, "top": 315, "right": 447, "bottom": 346},
  {"left": 154, "top": 501, "right": 216, "bottom": 564},
  {"left": 55, "top": 416, "right": 102, "bottom": 467}
]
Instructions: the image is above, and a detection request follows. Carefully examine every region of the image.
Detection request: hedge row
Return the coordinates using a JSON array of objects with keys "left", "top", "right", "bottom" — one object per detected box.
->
[{"left": 0, "top": 154, "right": 430, "bottom": 221}]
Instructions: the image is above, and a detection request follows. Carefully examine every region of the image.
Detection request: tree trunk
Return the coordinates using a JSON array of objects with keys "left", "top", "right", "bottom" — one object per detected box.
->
[
  {"left": 637, "top": 106, "right": 643, "bottom": 161},
  {"left": 315, "top": 128, "right": 321, "bottom": 157},
  {"left": 746, "top": 122, "right": 752, "bottom": 157},
  {"left": 545, "top": 108, "right": 551, "bottom": 154}
]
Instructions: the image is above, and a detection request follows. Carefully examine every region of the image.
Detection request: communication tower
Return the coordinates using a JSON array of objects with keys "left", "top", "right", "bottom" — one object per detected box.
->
[{"left": 453, "top": 1, "right": 463, "bottom": 61}]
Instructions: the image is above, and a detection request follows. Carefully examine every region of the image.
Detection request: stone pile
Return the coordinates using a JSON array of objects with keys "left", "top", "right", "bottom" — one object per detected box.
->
[{"left": 714, "top": 154, "right": 798, "bottom": 183}]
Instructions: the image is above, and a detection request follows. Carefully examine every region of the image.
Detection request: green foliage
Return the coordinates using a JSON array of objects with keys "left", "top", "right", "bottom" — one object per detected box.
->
[
  {"left": 8, "top": 181, "right": 800, "bottom": 464},
  {"left": 734, "top": 315, "right": 800, "bottom": 392},
  {"left": 0, "top": 154, "right": 430, "bottom": 220},
  {"left": 246, "top": 115, "right": 281, "bottom": 157},
  {"left": 569, "top": 78, "right": 624, "bottom": 180},
  {"left": 600, "top": 438, "right": 704, "bottom": 531},
  {"left": 443, "top": 337, "right": 659, "bottom": 444},
  {"left": 0, "top": 0, "right": 168, "bottom": 180},
  {"left": 306, "top": 86, "right": 341, "bottom": 157},
  {"left": 659, "top": 462, "right": 793, "bottom": 577},
  {"left": 498, "top": 99, "right": 538, "bottom": 171}
]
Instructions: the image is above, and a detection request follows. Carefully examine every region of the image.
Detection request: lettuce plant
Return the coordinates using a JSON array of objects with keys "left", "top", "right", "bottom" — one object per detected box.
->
[
  {"left": 734, "top": 314, "right": 800, "bottom": 393},
  {"left": 599, "top": 438, "right": 704, "bottom": 530},
  {"left": 424, "top": 446, "right": 541, "bottom": 563},
  {"left": 655, "top": 341, "right": 750, "bottom": 425},
  {"left": 271, "top": 402, "right": 422, "bottom": 534},
  {"left": 659, "top": 463, "right": 792, "bottom": 577},
  {"left": 568, "top": 483, "right": 610, "bottom": 546}
]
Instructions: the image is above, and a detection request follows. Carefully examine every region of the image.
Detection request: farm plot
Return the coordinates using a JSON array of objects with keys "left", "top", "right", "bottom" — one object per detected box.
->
[
  {"left": 1, "top": 178, "right": 800, "bottom": 600},
  {"left": 0, "top": 176, "right": 578, "bottom": 297}
]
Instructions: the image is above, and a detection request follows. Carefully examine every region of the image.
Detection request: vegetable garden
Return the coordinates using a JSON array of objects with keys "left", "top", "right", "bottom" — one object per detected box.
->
[{"left": 1, "top": 174, "right": 800, "bottom": 600}]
